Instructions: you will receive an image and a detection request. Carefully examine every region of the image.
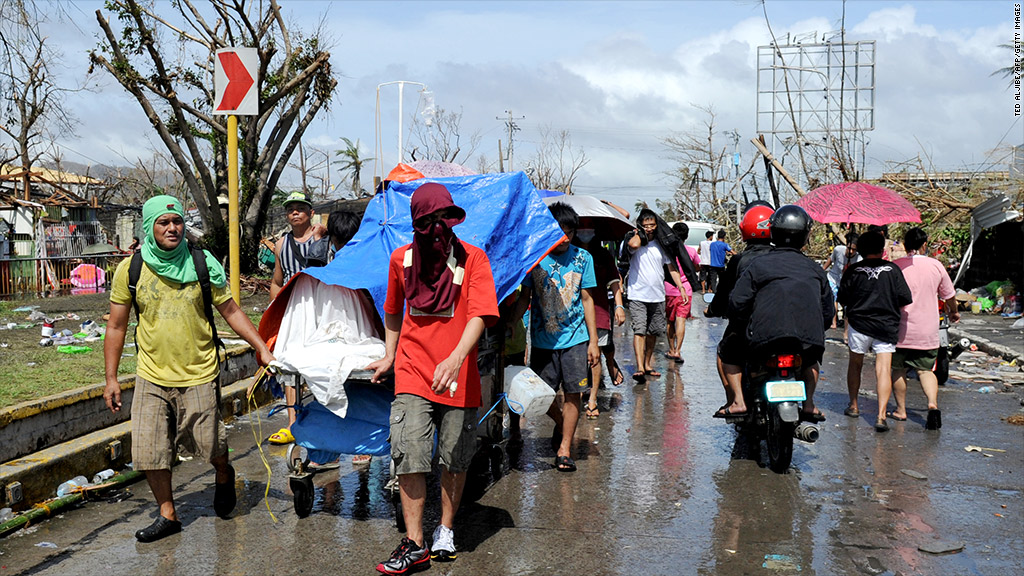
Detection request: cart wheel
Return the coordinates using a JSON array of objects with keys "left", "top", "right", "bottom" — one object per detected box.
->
[
  {"left": 290, "top": 474, "right": 314, "bottom": 518},
  {"left": 285, "top": 443, "right": 309, "bottom": 474}
]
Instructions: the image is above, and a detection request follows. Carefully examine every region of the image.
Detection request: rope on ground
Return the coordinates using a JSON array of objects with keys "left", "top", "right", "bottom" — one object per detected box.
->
[{"left": 247, "top": 366, "right": 279, "bottom": 524}]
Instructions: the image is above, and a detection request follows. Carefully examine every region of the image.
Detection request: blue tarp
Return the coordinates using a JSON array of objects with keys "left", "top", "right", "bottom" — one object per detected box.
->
[{"left": 303, "top": 171, "right": 565, "bottom": 317}]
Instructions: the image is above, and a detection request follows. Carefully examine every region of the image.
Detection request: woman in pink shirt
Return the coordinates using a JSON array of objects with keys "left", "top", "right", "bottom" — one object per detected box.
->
[
  {"left": 665, "top": 223, "right": 700, "bottom": 362},
  {"left": 890, "top": 228, "right": 959, "bottom": 430}
]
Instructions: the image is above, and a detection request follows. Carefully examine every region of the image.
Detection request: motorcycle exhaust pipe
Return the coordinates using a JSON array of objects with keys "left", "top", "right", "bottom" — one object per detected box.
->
[{"left": 794, "top": 422, "right": 819, "bottom": 443}]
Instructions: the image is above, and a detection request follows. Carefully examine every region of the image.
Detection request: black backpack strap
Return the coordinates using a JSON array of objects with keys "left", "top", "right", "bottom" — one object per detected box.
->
[
  {"left": 287, "top": 232, "right": 307, "bottom": 268},
  {"left": 127, "top": 252, "right": 144, "bottom": 354},
  {"left": 191, "top": 247, "right": 225, "bottom": 361}
]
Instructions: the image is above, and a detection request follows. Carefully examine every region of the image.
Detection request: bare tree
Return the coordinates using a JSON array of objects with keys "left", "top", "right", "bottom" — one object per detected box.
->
[
  {"left": 0, "top": 0, "right": 79, "bottom": 200},
  {"left": 89, "top": 0, "right": 336, "bottom": 270},
  {"left": 406, "top": 105, "right": 480, "bottom": 165},
  {"left": 335, "top": 137, "right": 372, "bottom": 197},
  {"left": 661, "top": 105, "right": 756, "bottom": 224},
  {"left": 525, "top": 126, "right": 589, "bottom": 193},
  {"left": 289, "top": 141, "right": 333, "bottom": 201}
]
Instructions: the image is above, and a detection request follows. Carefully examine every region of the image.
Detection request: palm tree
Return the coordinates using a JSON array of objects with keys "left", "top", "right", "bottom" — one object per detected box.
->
[
  {"left": 992, "top": 43, "right": 1016, "bottom": 87},
  {"left": 335, "top": 137, "right": 373, "bottom": 197}
]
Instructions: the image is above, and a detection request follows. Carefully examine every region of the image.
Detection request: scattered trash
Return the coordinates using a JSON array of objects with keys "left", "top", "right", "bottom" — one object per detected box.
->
[
  {"left": 26, "top": 362, "right": 36, "bottom": 367},
  {"left": 56, "top": 476, "right": 89, "bottom": 497},
  {"left": 38, "top": 338, "right": 52, "bottom": 347},
  {"left": 40, "top": 322, "right": 54, "bottom": 337},
  {"left": 978, "top": 386, "right": 995, "bottom": 394},
  {"left": 1006, "top": 414, "right": 1024, "bottom": 426},
  {"left": 3, "top": 322, "right": 16, "bottom": 329},
  {"left": 11, "top": 306, "right": 38, "bottom": 312},
  {"left": 106, "top": 489, "right": 131, "bottom": 504},
  {"left": 918, "top": 540, "right": 965, "bottom": 555},
  {"left": 964, "top": 445, "right": 1006, "bottom": 453},
  {"left": 0, "top": 508, "right": 12, "bottom": 522},
  {"left": 1013, "top": 318, "right": 1024, "bottom": 329},
  {"left": 994, "top": 513, "right": 1004, "bottom": 518},
  {"left": 762, "top": 553, "right": 801, "bottom": 570},
  {"left": 34, "top": 542, "right": 57, "bottom": 549},
  {"left": 57, "top": 345, "right": 91, "bottom": 354},
  {"left": 27, "top": 310, "right": 47, "bottom": 322},
  {"left": 900, "top": 469, "right": 927, "bottom": 480},
  {"left": 92, "top": 469, "right": 116, "bottom": 484}
]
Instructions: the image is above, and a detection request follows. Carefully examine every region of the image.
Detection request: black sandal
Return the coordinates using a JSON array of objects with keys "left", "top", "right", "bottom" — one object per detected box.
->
[
  {"left": 135, "top": 516, "right": 182, "bottom": 542},
  {"left": 555, "top": 455, "right": 577, "bottom": 472},
  {"left": 214, "top": 465, "right": 236, "bottom": 518}
]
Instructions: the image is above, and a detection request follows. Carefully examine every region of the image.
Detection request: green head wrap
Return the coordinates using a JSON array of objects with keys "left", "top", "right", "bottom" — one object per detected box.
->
[{"left": 141, "top": 195, "right": 226, "bottom": 287}]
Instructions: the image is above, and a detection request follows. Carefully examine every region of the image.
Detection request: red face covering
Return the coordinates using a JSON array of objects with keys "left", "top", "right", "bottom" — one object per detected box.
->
[{"left": 405, "top": 183, "right": 467, "bottom": 314}]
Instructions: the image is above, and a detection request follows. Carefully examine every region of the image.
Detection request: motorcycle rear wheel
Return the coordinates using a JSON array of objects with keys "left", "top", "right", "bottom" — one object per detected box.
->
[{"left": 766, "top": 409, "right": 795, "bottom": 473}]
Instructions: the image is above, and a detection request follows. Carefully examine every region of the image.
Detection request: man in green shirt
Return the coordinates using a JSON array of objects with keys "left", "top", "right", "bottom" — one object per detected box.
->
[{"left": 103, "top": 195, "right": 274, "bottom": 542}]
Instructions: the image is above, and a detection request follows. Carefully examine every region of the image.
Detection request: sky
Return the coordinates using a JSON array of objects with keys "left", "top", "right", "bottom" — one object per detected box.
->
[{"left": 31, "top": 1, "right": 1017, "bottom": 210}]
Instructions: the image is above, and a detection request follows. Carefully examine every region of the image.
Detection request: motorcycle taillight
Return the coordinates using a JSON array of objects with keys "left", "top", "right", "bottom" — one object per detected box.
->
[{"left": 773, "top": 354, "right": 801, "bottom": 369}]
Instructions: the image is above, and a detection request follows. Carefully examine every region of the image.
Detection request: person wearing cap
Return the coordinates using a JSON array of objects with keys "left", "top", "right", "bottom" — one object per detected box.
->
[
  {"left": 267, "top": 190, "right": 327, "bottom": 446},
  {"left": 103, "top": 195, "right": 275, "bottom": 543},
  {"left": 365, "top": 183, "right": 498, "bottom": 575}
]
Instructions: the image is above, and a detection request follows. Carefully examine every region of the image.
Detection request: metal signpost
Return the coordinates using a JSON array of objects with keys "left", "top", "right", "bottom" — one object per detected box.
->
[{"left": 213, "top": 47, "right": 258, "bottom": 303}]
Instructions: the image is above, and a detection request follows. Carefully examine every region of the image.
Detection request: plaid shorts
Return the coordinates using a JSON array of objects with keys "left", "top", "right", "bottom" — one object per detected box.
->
[{"left": 131, "top": 376, "right": 227, "bottom": 471}]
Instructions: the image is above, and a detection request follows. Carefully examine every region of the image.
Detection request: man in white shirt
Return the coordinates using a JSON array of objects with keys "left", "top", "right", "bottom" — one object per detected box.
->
[
  {"left": 698, "top": 230, "right": 714, "bottom": 292},
  {"left": 625, "top": 209, "right": 686, "bottom": 382}
]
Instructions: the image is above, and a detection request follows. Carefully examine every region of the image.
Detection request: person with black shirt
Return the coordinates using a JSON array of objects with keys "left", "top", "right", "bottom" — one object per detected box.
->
[
  {"left": 728, "top": 205, "right": 834, "bottom": 422},
  {"left": 707, "top": 202, "right": 775, "bottom": 417},
  {"left": 837, "top": 230, "right": 913, "bottom": 432}
]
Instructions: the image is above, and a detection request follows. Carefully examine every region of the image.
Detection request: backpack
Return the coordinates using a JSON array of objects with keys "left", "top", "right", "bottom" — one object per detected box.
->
[
  {"left": 288, "top": 233, "right": 330, "bottom": 268},
  {"left": 127, "top": 248, "right": 225, "bottom": 361}
]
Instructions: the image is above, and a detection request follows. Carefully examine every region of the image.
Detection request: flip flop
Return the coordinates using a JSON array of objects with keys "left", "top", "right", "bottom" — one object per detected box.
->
[
  {"left": 610, "top": 361, "right": 625, "bottom": 386},
  {"left": 874, "top": 418, "right": 889, "bottom": 432},
  {"left": 555, "top": 455, "right": 577, "bottom": 472},
  {"left": 843, "top": 406, "right": 860, "bottom": 418},
  {"left": 926, "top": 409, "right": 942, "bottom": 430},
  {"left": 886, "top": 412, "right": 907, "bottom": 421},
  {"left": 632, "top": 371, "right": 647, "bottom": 383},
  {"left": 267, "top": 428, "right": 294, "bottom": 445},
  {"left": 800, "top": 409, "right": 826, "bottom": 423},
  {"left": 351, "top": 454, "right": 372, "bottom": 465},
  {"left": 308, "top": 459, "right": 341, "bottom": 472},
  {"left": 585, "top": 405, "right": 599, "bottom": 420},
  {"left": 713, "top": 405, "right": 748, "bottom": 419},
  {"left": 644, "top": 370, "right": 662, "bottom": 378}
]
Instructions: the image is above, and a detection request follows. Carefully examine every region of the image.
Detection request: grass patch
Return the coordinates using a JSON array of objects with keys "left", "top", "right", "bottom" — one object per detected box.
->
[{"left": 0, "top": 344, "right": 137, "bottom": 407}]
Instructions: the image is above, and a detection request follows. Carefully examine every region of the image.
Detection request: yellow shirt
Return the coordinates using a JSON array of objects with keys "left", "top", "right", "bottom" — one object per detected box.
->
[{"left": 110, "top": 257, "right": 232, "bottom": 387}]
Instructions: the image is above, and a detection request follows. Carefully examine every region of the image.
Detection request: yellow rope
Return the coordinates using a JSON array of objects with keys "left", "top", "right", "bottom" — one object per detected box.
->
[{"left": 247, "top": 369, "right": 278, "bottom": 523}]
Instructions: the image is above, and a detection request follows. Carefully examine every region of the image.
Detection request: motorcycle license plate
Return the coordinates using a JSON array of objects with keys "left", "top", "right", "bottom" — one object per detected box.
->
[{"left": 765, "top": 380, "right": 807, "bottom": 402}]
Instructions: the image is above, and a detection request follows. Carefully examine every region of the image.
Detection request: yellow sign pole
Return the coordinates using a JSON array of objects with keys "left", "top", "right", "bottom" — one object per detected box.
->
[{"left": 227, "top": 114, "right": 240, "bottom": 304}]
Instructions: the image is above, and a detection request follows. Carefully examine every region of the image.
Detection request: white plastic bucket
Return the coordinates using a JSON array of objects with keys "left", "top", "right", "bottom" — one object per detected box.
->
[{"left": 504, "top": 365, "right": 555, "bottom": 423}]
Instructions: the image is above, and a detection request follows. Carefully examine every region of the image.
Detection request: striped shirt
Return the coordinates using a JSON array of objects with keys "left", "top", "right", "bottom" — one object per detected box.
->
[{"left": 279, "top": 232, "right": 316, "bottom": 284}]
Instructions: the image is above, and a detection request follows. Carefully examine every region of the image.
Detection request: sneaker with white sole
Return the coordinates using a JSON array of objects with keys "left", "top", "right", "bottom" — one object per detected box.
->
[
  {"left": 376, "top": 537, "right": 430, "bottom": 575},
  {"left": 431, "top": 524, "right": 457, "bottom": 562}
]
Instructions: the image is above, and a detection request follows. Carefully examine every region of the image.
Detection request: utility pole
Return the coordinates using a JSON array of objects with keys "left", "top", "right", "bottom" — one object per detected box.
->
[{"left": 496, "top": 110, "right": 524, "bottom": 171}]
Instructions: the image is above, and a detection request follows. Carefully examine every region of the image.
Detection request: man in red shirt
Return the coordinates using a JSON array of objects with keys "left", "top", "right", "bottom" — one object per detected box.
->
[{"left": 367, "top": 183, "right": 499, "bottom": 575}]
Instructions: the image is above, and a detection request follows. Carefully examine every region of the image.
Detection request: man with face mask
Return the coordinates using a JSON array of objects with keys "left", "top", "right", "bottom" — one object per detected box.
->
[
  {"left": 103, "top": 195, "right": 275, "bottom": 543},
  {"left": 366, "top": 183, "right": 498, "bottom": 575}
]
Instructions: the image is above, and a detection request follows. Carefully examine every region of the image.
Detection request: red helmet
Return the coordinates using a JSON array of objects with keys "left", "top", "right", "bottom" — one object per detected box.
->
[{"left": 740, "top": 204, "right": 775, "bottom": 241}]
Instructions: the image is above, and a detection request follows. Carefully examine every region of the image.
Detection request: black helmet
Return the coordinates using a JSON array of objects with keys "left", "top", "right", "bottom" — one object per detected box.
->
[{"left": 770, "top": 205, "right": 813, "bottom": 248}]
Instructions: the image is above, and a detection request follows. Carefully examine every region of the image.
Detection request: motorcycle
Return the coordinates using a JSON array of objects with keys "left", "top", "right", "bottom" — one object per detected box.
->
[{"left": 719, "top": 346, "right": 819, "bottom": 474}]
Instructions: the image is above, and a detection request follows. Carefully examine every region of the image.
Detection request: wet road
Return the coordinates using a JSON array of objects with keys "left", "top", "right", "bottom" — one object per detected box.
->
[{"left": 3, "top": 314, "right": 1023, "bottom": 575}]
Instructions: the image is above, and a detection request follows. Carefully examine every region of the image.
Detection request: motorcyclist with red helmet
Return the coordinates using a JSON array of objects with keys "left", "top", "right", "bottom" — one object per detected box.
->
[
  {"left": 728, "top": 205, "right": 835, "bottom": 422},
  {"left": 707, "top": 201, "right": 776, "bottom": 418}
]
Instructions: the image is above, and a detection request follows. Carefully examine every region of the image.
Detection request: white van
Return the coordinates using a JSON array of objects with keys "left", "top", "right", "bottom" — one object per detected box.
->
[{"left": 666, "top": 220, "right": 723, "bottom": 249}]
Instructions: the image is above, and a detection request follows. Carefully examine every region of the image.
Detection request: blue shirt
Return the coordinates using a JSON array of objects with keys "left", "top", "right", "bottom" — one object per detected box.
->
[
  {"left": 524, "top": 245, "right": 596, "bottom": 350},
  {"left": 709, "top": 240, "right": 732, "bottom": 268}
]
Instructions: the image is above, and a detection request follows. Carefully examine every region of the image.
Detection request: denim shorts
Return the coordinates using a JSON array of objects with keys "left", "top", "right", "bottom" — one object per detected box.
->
[{"left": 389, "top": 394, "right": 478, "bottom": 475}]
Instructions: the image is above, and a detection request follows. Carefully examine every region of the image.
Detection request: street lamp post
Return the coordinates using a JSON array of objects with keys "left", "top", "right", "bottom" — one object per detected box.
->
[{"left": 376, "top": 80, "right": 430, "bottom": 169}]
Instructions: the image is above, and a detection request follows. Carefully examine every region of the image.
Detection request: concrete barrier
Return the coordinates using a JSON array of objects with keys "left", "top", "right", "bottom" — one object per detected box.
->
[
  {"left": 0, "top": 347, "right": 274, "bottom": 512},
  {"left": 0, "top": 345, "right": 257, "bottom": 463}
]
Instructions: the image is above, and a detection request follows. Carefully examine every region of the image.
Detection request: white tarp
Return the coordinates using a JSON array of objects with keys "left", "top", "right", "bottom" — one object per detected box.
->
[{"left": 273, "top": 274, "right": 386, "bottom": 418}]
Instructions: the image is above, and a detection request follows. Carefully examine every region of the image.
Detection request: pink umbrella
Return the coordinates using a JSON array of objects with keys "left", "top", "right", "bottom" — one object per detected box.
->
[{"left": 796, "top": 182, "right": 921, "bottom": 225}]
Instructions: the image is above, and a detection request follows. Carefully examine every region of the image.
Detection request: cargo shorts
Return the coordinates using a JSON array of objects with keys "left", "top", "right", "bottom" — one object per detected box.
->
[
  {"left": 389, "top": 393, "right": 478, "bottom": 475},
  {"left": 131, "top": 376, "right": 227, "bottom": 471}
]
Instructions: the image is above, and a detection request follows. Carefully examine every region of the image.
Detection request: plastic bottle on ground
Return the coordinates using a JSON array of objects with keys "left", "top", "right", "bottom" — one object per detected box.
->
[
  {"left": 978, "top": 386, "right": 995, "bottom": 394},
  {"left": 92, "top": 469, "right": 116, "bottom": 484},
  {"left": 56, "top": 475, "right": 89, "bottom": 497},
  {"left": 0, "top": 507, "right": 13, "bottom": 522}
]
